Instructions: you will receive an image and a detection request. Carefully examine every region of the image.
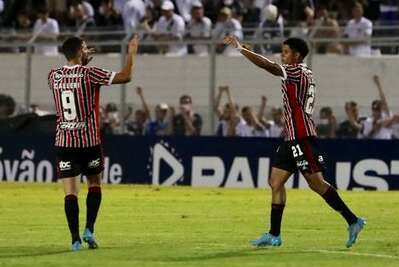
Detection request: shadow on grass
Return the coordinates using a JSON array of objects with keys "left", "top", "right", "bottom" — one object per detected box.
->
[
  {"left": 0, "top": 245, "right": 318, "bottom": 263},
  {"left": 138, "top": 247, "right": 316, "bottom": 263},
  {"left": 86, "top": 245, "right": 316, "bottom": 263},
  {"left": 0, "top": 246, "right": 70, "bottom": 259}
]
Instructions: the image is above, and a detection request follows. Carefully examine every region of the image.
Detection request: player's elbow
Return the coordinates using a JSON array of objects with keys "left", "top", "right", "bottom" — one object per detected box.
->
[
  {"left": 121, "top": 72, "right": 132, "bottom": 83},
  {"left": 124, "top": 75, "right": 132, "bottom": 83},
  {"left": 113, "top": 72, "right": 132, "bottom": 84}
]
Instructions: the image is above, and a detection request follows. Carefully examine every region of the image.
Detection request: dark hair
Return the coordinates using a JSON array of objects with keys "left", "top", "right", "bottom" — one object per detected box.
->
[
  {"left": 283, "top": 38, "right": 309, "bottom": 59},
  {"left": 241, "top": 106, "right": 252, "bottom": 113},
  {"left": 17, "top": 10, "right": 29, "bottom": 17},
  {"left": 37, "top": 7, "right": 49, "bottom": 15},
  {"left": 346, "top": 101, "right": 357, "bottom": 108},
  {"left": 372, "top": 100, "right": 382, "bottom": 110},
  {"left": 320, "top": 106, "right": 333, "bottom": 116},
  {"left": 62, "top": 37, "right": 84, "bottom": 60},
  {"left": 353, "top": 1, "right": 363, "bottom": 9},
  {"left": 225, "top": 103, "right": 239, "bottom": 110},
  {"left": 180, "top": 95, "right": 192, "bottom": 104},
  {"left": 0, "top": 94, "right": 16, "bottom": 117}
]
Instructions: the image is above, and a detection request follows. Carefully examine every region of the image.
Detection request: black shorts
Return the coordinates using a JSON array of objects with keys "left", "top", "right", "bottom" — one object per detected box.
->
[
  {"left": 55, "top": 145, "right": 104, "bottom": 179},
  {"left": 271, "top": 137, "right": 326, "bottom": 175}
]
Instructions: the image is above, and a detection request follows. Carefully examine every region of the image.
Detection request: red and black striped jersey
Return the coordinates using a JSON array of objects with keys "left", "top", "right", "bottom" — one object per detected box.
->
[
  {"left": 48, "top": 65, "right": 116, "bottom": 148},
  {"left": 279, "top": 63, "right": 317, "bottom": 141}
]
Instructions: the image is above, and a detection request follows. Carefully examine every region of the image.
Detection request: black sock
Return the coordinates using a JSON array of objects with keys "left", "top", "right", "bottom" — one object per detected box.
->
[
  {"left": 86, "top": 186, "right": 102, "bottom": 233},
  {"left": 64, "top": 194, "right": 80, "bottom": 243},
  {"left": 269, "top": 203, "right": 285, "bottom": 236},
  {"left": 322, "top": 186, "right": 358, "bottom": 225}
]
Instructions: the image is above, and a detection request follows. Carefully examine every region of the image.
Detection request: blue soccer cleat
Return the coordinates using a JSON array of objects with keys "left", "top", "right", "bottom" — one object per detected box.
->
[
  {"left": 71, "top": 241, "right": 82, "bottom": 252},
  {"left": 82, "top": 228, "right": 99, "bottom": 249},
  {"left": 250, "top": 233, "right": 282, "bottom": 247},
  {"left": 346, "top": 217, "right": 366, "bottom": 248}
]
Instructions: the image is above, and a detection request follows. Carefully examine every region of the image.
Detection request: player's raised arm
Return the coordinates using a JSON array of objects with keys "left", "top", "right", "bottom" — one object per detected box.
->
[
  {"left": 373, "top": 75, "right": 390, "bottom": 115},
  {"left": 136, "top": 86, "right": 152, "bottom": 121},
  {"left": 112, "top": 35, "right": 139, "bottom": 84},
  {"left": 223, "top": 35, "right": 284, "bottom": 77}
]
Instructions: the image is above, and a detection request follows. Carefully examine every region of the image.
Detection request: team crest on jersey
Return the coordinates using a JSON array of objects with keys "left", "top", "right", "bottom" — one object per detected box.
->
[
  {"left": 318, "top": 156, "right": 324, "bottom": 163},
  {"left": 88, "top": 158, "right": 101, "bottom": 168},
  {"left": 54, "top": 70, "right": 63, "bottom": 82},
  {"left": 59, "top": 161, "right": 72, "bottom": 171}
]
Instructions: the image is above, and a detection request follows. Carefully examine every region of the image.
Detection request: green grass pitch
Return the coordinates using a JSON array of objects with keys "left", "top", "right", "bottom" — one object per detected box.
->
[{"left": 0, "top": 183, "right": 398, "bottom": 267}]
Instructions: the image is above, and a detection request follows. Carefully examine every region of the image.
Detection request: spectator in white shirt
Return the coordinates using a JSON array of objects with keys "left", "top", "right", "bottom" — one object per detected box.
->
[
  {"left": 241, "top": 106, "right": 269, "bottom": 137},
  {"left": 362, "top": 100, "right": 396, "bottom": 139},
  {"left": 69, "top": 2, "right": 96, "bottom": 34},
  {"left": 213, "top": 7, "right": 243, "bottom": 56},
  {"left": 187, "top": 1, "right": 212, "bottom": 56},
  {"left": 257, "top": 96, "right": 284, "bottom": 138},
  {"left": 113, "top": 0, "right": 127, "bottom": 14},
  {"left": 362, "top": 75, "right": 399, "bottom": 139},
  {"left": 175, "top": 0, "right": 196, "bottom": 22},
  {"left": 344, "top": 2, "right": 373, "bottom": 57},
  {"left": 70, "top": 0, "right": 95, "bottom": 19},
  {"left": 33, "top": 8, "right": 59, "bottom": 56},
  {"left": 216, "top": 85, "right": 259, "bottom": 137},
  {"left": 214, "top": 85, "right": 245, "bottom": 136},
  {"left": 254, "top": 4, "right": 284, "bottom": 54},
  {"left": 149, "top": 1, "right": 187, "bottom": 56},
  {"left": 268, "top": 107, "right": 284, "bottom": 138},
  {"left": 121, "top": 0, "right": 146, "bottom": 33},
  {"left": 0, "top": 0, "right": 4, "bottom": 13}
]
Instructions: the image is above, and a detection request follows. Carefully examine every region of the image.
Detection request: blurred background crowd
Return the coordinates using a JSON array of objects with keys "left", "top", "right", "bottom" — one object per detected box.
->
[
  {"left": 0, "top": 0, "right": 398, "bottom": 56},
  {"left": 0, "top": 0, "right": 398, "bottom": 139},
  {"left": 1, "top": 74, "right": 399, "bottom": 139}
]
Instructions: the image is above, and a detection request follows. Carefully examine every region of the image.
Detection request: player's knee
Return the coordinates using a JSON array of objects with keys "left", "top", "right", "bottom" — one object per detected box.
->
[
  {"left": 269, "top": 177, "right": 284, "bottom": 191},
  {"left": 308, "top": 181, "right": 320, "bottom": 192},
  {"left": 87, "top": 174, "right": 102, "bottom": 187},
  {"left": 307, "top": 177, "right": 327, "bottom": 194}
]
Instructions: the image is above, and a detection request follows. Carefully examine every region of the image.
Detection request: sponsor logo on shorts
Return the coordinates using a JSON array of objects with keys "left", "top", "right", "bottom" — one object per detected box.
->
[
  {"left": 59, "top": 161, "right": 72, "bottom": 171},
  {"left": 296, "top": 160, "right": 309, "bottom": 170},
  {"left": 88, "top": 158, "right": 101, "bottom": 169}
]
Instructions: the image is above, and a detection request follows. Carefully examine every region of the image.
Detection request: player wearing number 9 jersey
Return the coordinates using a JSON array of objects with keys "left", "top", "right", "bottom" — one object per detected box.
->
[
  {"left": 223, "top": 36, "right": 365, "bottom": 248},
  {"left": 48, "top": 36, "right": 139, "bottom": 251}
]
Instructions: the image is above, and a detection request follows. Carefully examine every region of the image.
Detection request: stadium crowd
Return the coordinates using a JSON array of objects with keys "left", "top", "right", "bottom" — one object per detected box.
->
[
  {"left": 1, "top": 75, "right": 399, "bottom": 139},
  {"left": 0, "top": 0, "right": 398, "bottom": 56}
]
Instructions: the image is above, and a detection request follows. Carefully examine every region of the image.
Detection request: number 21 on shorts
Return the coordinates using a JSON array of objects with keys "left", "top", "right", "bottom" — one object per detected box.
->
[{"left": 291, "top": 144, "right": 304, "bottom": 158}]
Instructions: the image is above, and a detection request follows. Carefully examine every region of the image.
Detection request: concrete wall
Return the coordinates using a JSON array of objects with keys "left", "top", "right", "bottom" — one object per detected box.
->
[{"left": 1, "top": 53, "right": 398, "bottom": 133}]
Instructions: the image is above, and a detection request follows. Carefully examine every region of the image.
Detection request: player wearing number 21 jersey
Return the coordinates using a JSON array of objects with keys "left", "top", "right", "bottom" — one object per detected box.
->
[
  {"left": 223, "top": 36, "right": 365, "bottom": 248},
  {"left": 48, "top": 36, "right": 139, "bottom": 251}
]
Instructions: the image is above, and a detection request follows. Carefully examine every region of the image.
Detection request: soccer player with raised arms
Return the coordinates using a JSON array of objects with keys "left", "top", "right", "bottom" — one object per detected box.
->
[
  {"left": 223, "top": 35, "right": 365, "bottom": 248},
  {"left": 48, "top": 35, "right": 139, "bottom": 251}
]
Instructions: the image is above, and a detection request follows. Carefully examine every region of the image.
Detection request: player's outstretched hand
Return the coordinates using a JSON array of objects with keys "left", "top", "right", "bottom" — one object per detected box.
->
[
  {"left": 82, "top": 47, "right": 95, "bottom": 66},
  {"left": 223, "top": 35, "right": 241, "bottom": 49},
  {"left": 128, "top": 35, "right": 139, "bottom": 55}
]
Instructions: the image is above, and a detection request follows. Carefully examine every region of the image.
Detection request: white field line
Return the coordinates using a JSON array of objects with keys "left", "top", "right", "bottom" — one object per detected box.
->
[{"left": 304, "top": 249, "right": 399, "bottom": 260}]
